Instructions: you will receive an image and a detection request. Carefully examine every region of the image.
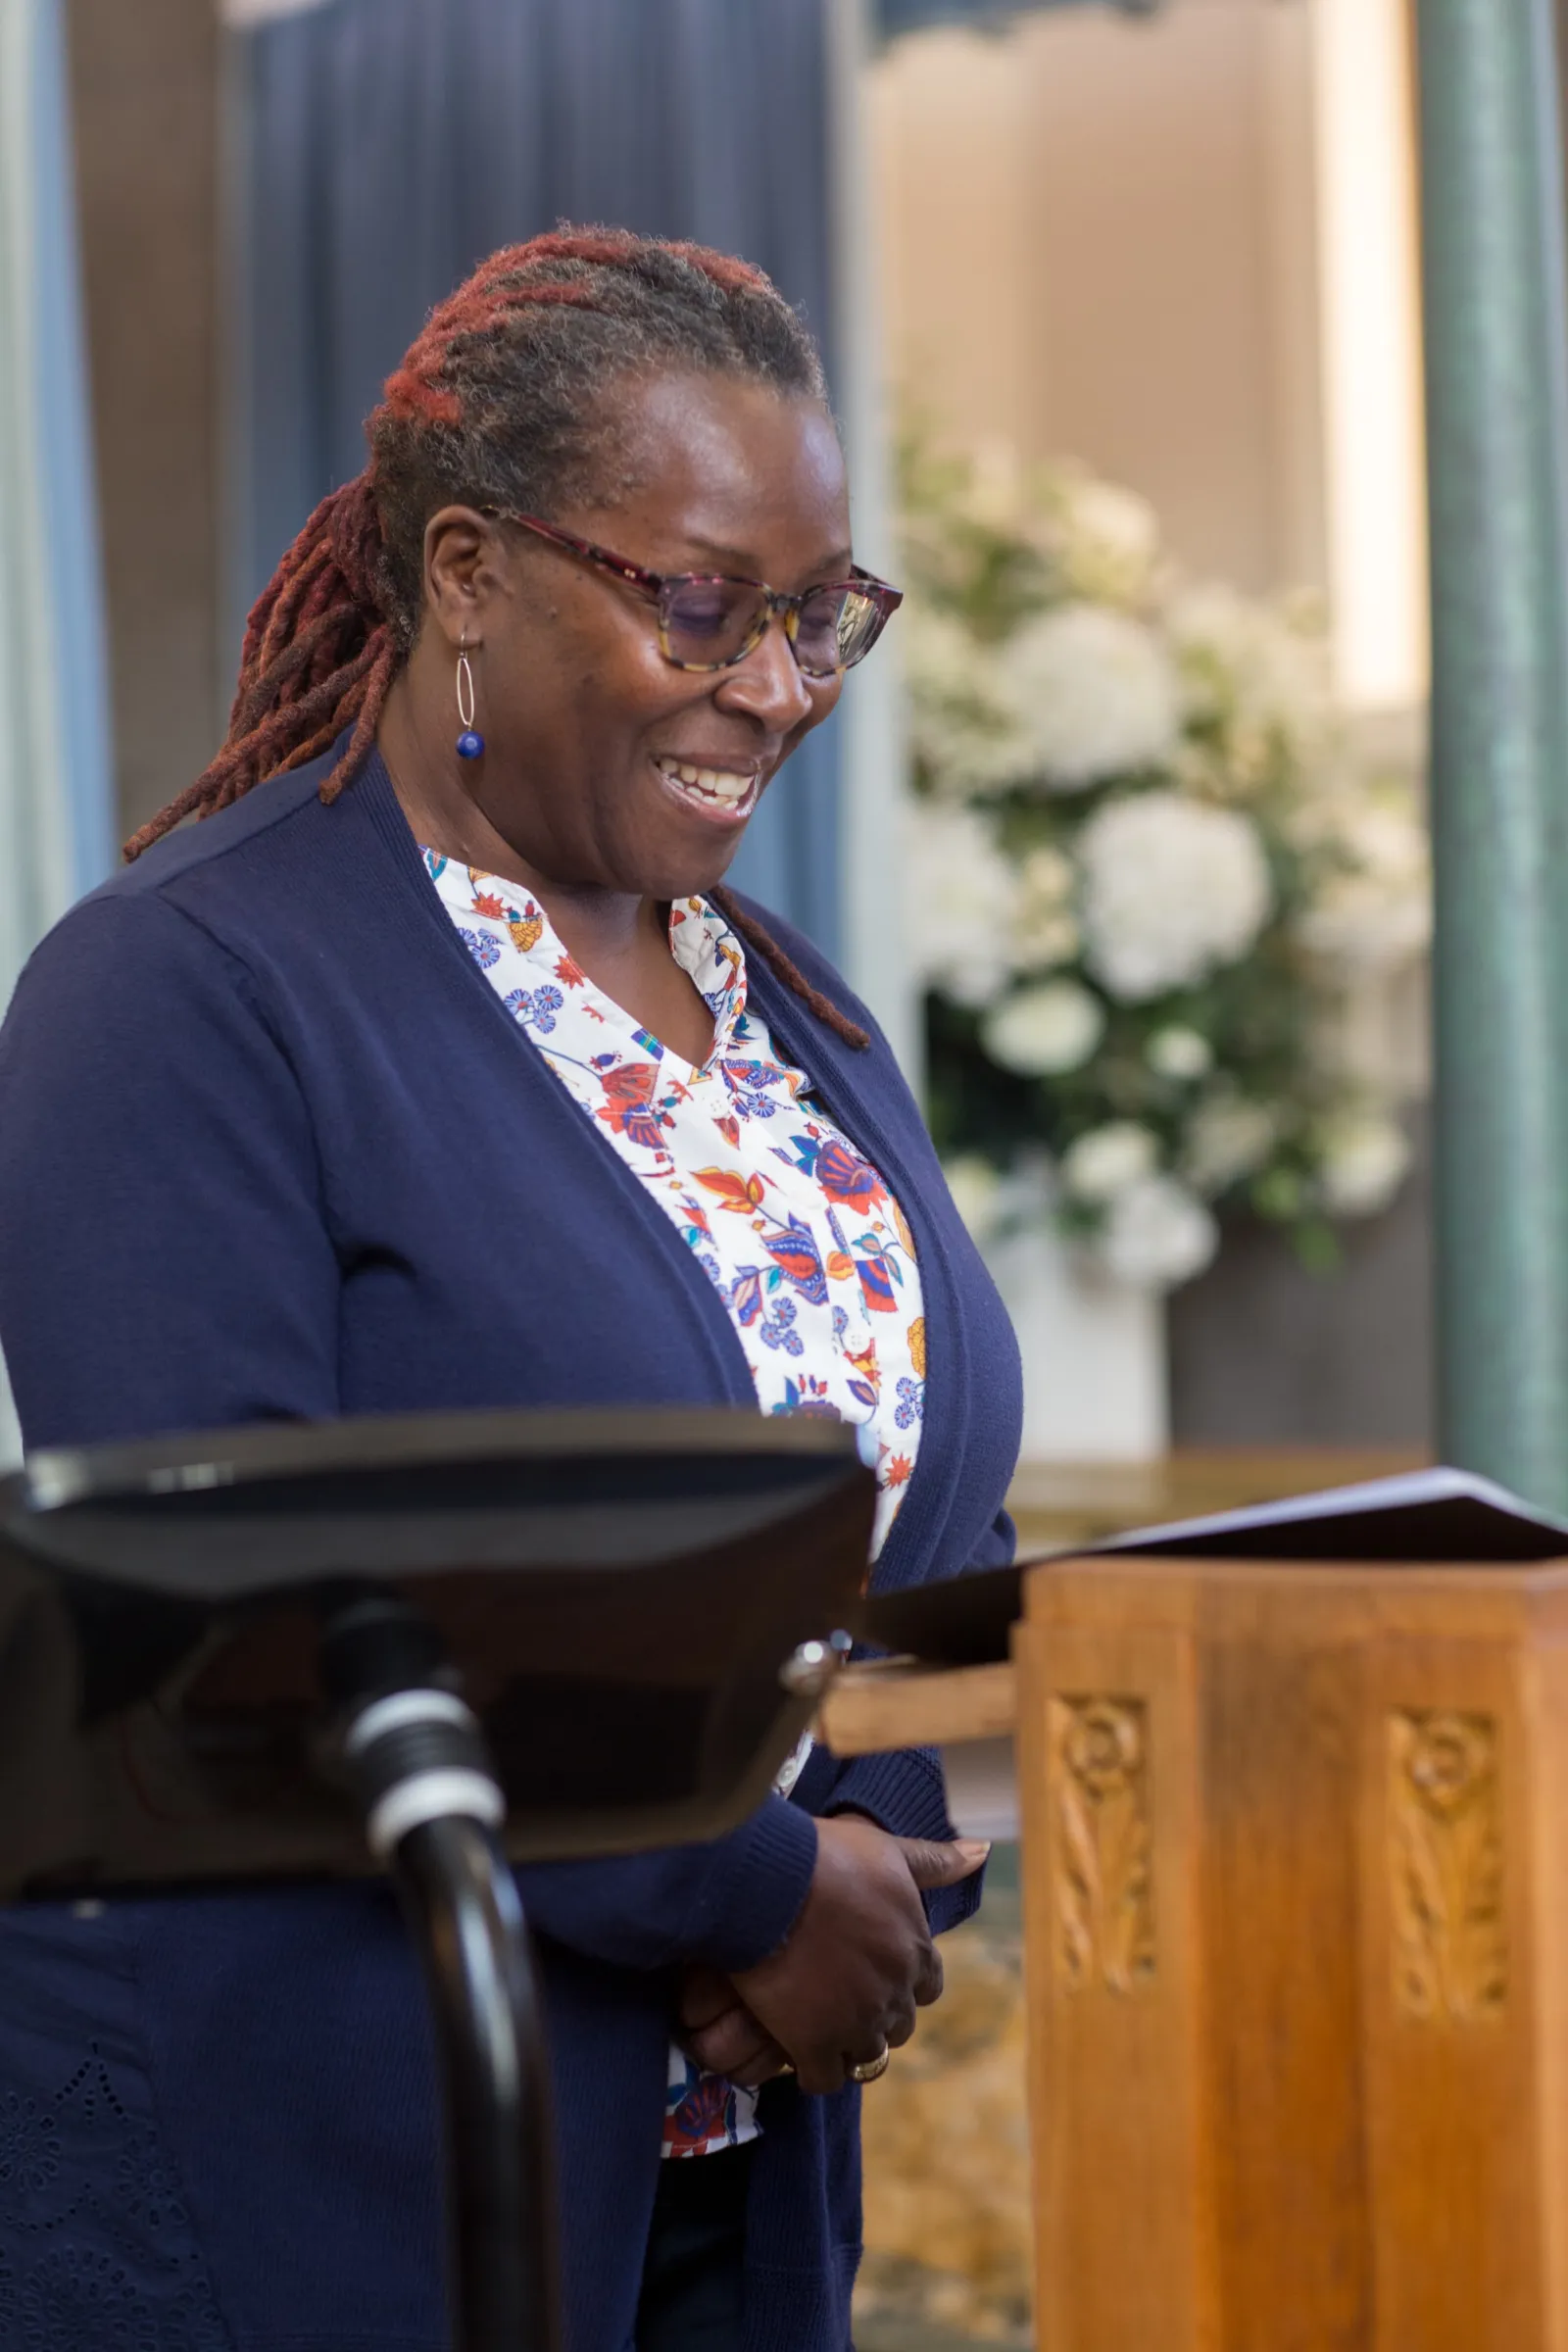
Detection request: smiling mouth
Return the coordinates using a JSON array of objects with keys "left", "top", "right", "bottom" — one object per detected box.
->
[{"left": 653, "top": 755, "right": 761, "bottom": 821}]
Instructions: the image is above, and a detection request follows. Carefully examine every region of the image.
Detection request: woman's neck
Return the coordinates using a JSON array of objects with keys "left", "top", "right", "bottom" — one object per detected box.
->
[{"left": 378, "top": 693, "right": 714, "bottom": 1063}]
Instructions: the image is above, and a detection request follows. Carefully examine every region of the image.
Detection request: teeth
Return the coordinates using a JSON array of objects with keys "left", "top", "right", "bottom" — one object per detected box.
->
[{"left": 656, "top": 756, "right": 753, "bottom": 808}]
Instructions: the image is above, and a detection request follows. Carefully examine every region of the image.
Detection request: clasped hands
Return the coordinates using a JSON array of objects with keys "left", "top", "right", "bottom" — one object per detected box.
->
[{"left": 676, "top": 1813, "right": 990, "bottom": 2098}]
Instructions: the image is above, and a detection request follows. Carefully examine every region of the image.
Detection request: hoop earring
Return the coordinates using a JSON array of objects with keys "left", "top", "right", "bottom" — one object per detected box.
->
[{"left": 455, "top": 643, "right": 483, "bottom": 760}]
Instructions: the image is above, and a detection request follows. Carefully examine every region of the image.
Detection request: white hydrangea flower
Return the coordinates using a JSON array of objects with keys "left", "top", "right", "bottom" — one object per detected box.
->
[
  {"left": 1098, "top": 1175, "right": 1218, "bottom": 1291},
  {"left": 1011, "top": 844, "right": 1080, "bottom": 971},
  {"left": 1167, "top": 582, "right": 1331, "bottom": 757},
  {"left": 1147, "top": 1025, "right": 1213, "bottom": 1082},
  {"left": 1059, "top": 1121, "right": 1160, "bottom": 1203},
  {"left": 1054, "top": 477, "right": 1161, "bottom": 608},
  {"left": 905, "top": 603, "right": 1028, "bottom": 797},
  {"left": 906, "top": 802, "right": 1019, "bottom": 1008},
  {"left": 999, "top": 605, "right": 1181, "bottom": 791},
  {"left": 1296, "top": 801, "right": 1433, "bottom": 975},
  {"left": 1016, "top": 843, "right": 1073, "bottom": 903},
  {"left": 905, "top": 600, "right": 980, "bottom": 705},
  {"left": 1012, "top": 909, "right": 1080, "bottom": 971},
  {"left": 1078, "top": 790, "right": 1273, "bottom": 1001},
  {"left": 1314, "top": 1111, "right": 1411, "bottom": 1217},
  {"left": 958, "top": 438, "right": 1029, "bottom": 533},
  {"left": 1164, "top": 583, "right": 1258, "bottom": 705},
  {"left": 942, "top": 1153, "right": 1004, "bottom": 1243},
  {"left": 981, "top": 979, "right": 1105, "bottom": 1076},
  {"left": 1184, "top": 1095, "right": 1279, "bottom": 1193}
]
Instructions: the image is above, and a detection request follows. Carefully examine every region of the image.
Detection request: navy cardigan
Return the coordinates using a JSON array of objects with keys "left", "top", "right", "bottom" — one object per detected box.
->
[{"left": 0, "top": 749, "right": 1022, "bottom": 2352}]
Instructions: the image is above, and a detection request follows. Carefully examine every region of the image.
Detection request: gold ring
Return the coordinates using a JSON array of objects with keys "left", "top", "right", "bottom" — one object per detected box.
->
[{"left": 849, "top": 2046, "right": 890, "bottom": 2084}]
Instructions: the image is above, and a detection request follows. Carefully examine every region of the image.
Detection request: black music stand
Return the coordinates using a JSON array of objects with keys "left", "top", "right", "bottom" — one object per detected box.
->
[{"left": 0, "top": 1406, "right": 876, "bottom": 2352}]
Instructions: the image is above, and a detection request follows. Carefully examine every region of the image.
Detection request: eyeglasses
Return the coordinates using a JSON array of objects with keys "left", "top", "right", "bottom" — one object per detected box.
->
[{"left": 483, "top": 510, "right": 903, "bottom": 678}]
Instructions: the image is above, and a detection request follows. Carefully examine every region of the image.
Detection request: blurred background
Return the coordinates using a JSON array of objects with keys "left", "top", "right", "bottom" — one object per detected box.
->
[{"left": 0, "top": 0, "right": 1431, "bottom": 2339}]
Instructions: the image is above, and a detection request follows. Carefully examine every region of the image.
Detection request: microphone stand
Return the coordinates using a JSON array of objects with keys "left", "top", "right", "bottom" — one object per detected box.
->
[
  {"left": 329, "top": 1598, "right": 562, "bottom": 2352},
  {"left": 394, "top": 1817, "right": 559, "bottom": 2352}
]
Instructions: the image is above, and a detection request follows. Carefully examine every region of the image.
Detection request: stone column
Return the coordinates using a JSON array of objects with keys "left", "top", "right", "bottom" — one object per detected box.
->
[{"left": 1415, "top": 0, "right": 1568, "bottom": 1509}]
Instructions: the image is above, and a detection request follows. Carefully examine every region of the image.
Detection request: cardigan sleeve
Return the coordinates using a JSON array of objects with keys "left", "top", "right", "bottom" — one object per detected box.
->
[
  {"left": 0, "top": 887, "right": 820, "bottom": 1975},
  {"left": 0, "top": 891, "right": 345, "bottom": 1446},
  {"left": 791, "top": 1500, "right": 1019, "bottom": 1936}
]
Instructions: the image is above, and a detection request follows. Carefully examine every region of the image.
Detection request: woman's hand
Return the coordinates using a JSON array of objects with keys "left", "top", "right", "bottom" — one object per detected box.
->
[
  {"left": 675, "top": 1963, "right": 794, "bottom": 2087},
  {"left": 691, "top": 1816, "right": 988, "bottom": 2096}
]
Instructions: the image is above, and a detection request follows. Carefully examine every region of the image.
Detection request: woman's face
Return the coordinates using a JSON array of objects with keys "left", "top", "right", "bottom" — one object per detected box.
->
[{"left": 419, "top": 370, "right": 851, "bottom": 900}]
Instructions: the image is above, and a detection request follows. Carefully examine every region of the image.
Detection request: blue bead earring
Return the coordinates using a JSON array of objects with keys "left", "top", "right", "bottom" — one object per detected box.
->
[{"left": 455, "top": 642, "right": 484, "bottom": 760}]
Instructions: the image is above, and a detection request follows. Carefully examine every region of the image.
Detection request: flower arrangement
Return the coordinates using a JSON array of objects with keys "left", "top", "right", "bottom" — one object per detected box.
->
[{"left": 903, "top": 443, "right": 1431, "bottom": 1291}]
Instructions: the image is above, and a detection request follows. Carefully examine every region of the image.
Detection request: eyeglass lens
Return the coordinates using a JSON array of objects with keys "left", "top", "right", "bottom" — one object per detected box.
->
[{"left": 660, "top": 581, "right": 885, "bottom": 675}]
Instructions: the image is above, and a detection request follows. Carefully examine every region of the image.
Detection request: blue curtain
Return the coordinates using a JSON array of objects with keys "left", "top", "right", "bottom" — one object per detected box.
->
[
  {"left": 0, "top": 0, "right": 114, "bottom": 984},
  {"left": 231, "top": 0, "right": 841, "bottom": 952},
  {"left": 0, "top": 0, "right": 114, "bottom": 1463}
]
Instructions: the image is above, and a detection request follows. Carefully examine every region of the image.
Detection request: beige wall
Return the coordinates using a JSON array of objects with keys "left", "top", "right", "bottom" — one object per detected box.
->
[
  {"left": 870, "top": 0, "right": 1428, "bottom": 693},
  {"left": 871, "top": 0, "right": 1326, "bottom": 592}
]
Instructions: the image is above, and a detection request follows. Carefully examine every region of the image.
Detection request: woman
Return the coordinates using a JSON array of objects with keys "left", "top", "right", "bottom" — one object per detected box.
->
[{"left": 0, "top": 229, "right": 1021, "bottom": 2352}]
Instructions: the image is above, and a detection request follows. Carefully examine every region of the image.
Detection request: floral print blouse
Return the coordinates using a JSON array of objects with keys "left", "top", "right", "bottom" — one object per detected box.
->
[{"left": 424, "top": 855, "right": 927, "bottom": 2158}]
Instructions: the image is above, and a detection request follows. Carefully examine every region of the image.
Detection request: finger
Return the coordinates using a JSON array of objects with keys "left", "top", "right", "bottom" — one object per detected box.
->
[
  {"left": 897, "top": 1837, "right": 991, "bottom": 1891},
  {"left": 913, "top": 1942, "right": 946, "bottom": 2009},
  {"left": 677, "top": 1964, "right": 740, "bottom": 2034},
  {"left": 693, "top": 2026, "right": 784, "bottom": 2084},
  {"left": 712, "top": 2013, "right": 786, "bottom": 2078},
  {"left": 884, "top": 1990, "right": 919, "bottom": 2048},
  {"left": 688, "top": 2009, "right": 777, "bottom": 2080},
  {"left": 676, "top": 1994, "right": 750, "bottom": 2052},
  {"left": 728, "top": 2041, "right": 794, "bottom": 2089}
]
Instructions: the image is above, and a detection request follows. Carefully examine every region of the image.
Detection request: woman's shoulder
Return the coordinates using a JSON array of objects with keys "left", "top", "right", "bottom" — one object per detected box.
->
[
  {"left": 16, "top": 754, "right": 390, "bottom": 1007},
  {"left": 103, "top": 755, "right": 339, "bottom": 903},
  {"left": 2, "top": 765, "right": 380, "bottom": 1086},
  {"left": 2, "top": 864, "right": 267, "bottom": 1083}
]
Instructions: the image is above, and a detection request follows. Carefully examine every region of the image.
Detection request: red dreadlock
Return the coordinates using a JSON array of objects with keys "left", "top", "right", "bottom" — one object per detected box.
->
[
  {"left": 123, "top": 473, "right": 396, "bottom": 858},
  {"left": 125, "top": 225, "right": 868, "bottom": 1050}
]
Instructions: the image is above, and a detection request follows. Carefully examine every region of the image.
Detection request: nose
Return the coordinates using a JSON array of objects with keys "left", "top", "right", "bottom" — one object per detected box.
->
[{"left": 711, "top": 609, "right": 818, "bottom": 734}]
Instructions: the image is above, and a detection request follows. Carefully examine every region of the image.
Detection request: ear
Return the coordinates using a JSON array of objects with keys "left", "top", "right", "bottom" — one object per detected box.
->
[{"left": 421, "top": 507, "right": 512, "bottom": 649}]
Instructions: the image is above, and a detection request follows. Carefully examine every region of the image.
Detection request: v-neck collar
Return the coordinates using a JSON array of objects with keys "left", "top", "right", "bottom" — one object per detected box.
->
[
  {"left": 420, "top": 852, "right": 751, "bottom": 1080},
  {"left": 354, "top": 748, "right": 968, "bottom": 1592}
]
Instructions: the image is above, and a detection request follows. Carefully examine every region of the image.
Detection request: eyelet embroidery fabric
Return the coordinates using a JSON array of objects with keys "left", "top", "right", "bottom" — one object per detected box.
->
[
  {"left": 424, "top": 856, "right": 928, "bottom": 2157},
  {"left": 0, "top": 2040, "right": 230, "bottom": 2352}
]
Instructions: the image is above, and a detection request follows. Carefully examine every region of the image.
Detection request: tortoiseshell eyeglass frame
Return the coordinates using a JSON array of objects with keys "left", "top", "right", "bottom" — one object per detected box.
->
[{"left": 480, "top": 509, "right": 904, "bottom": 677}]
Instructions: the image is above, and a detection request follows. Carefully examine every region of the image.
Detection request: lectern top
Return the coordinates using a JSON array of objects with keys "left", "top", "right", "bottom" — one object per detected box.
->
[
  {"left": 0, "top": 1405, "right": 877, "bottom": 1892},
  {"left": 3, "top": 1404, "right": 862, "bottom": 1598}
]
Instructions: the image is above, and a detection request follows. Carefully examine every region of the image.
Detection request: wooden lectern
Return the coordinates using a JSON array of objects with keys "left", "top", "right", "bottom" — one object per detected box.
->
[{"left": 825, "top": 1548, "right": 1568, "bottom": 2352}]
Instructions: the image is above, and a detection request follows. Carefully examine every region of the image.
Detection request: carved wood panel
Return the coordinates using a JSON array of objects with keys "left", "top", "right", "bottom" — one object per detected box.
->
[
  {"left": 1050, "top": 1694, "right": 1155, "bottom": 1994},
  {"left": 1388, "top": 1709, "right": 1506, "bottom": 2023}
]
